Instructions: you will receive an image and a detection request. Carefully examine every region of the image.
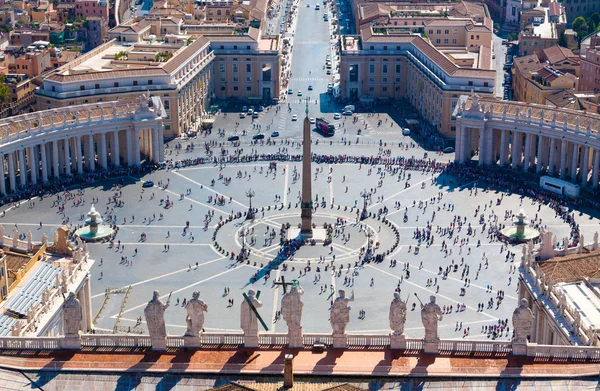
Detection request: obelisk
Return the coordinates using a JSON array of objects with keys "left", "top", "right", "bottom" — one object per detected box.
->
[{"left": 300, "top": 99, "right": 313, "bottom": 237}]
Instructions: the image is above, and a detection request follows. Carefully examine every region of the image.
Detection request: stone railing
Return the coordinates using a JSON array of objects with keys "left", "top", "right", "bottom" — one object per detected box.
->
[
  {"left": 5, "top": 332, "right": 600, "bottom": 361},
  {"left": 0, "top": 100, "right": 143, "bottom": 144},
  {"left": 459, "top": 97, "right": 600, "bottom": 140}
]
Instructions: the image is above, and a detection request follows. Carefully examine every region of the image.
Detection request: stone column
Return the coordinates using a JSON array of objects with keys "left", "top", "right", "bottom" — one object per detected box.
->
[
  {"left": 87, "top": 134, "right": 95, "bottom": 171},
  {"left": 152, "top": 127, "right": 160, "bottom": 163},
  {"left": 98, "top": 133, "right": 108, "bottom": 169},
  {"left": 523, "top": 133, "right": 532, "bottom": 172},
  {"left": 28, "top": 146, "right": 37, "bottom": 185},
  {"left": 8, "top": 152, "right": 16, "bottom": 192},
  {"left": 133, "top": 129, "right": 141, "bottom": 166},
  {"left": 126, "top": 129, "right": 133, "bottom": 166},
  {"left": 112, "top": 130, "right": 120, "bottom": 167},
  {"left": 40, "top": 143, "right": 48, "bottom": 183},
  {"left": 581, "top": 146, "right": 590, "bottom": 186},
  {"left": 460, "top": 126, "right": 469, "bottom": 163},
  {"left": 84, "top": 277, "right": 93, "bottom": 332},
  {"left": 499, "top": 130, "right": 508, "bottom": 166},
  {"left": 536, "top": 135, "right": 544, "bottom": 173},
  {"left": 64, "top": 138, "right": 72, "bottom": 176},
  {"left": 158, "top": 125, "right": 165, "bottom": 162},
  {"left": 0, "top": 154, "right": 5, "bottom": 195},
  {"left": 18, "top": 149, "right": 26, "bottom": 187},
  {"left": 571, "top": 143, "right": 579, "bottom": 182},
  {"left": 478, "top": 128, "right": 486, "bottom": 166},
  {"left": 548, "top": 138, "right": 556, "bottom": 175},
  {"left": 52, "top": 141, "right": 60, "bottom": 179},
  {"left": 592, "top": 149, "right": 600, "bottom": 189},
  {"left": 454, "top": 125, "right": 463, "bottom": 163},
  {"left": 511, "top": 132, "right": 520, "bottom": 169},
  {"left": 559, "top": 140, "right": 567, "bottom": 179},
  {"left": 74, "top": 136, "right": 83, "bottom": 173}
]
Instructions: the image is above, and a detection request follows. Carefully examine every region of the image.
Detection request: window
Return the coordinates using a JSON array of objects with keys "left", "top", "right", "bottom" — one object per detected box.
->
[
  {"left": 133, "top": 81, "right": 138, "bottom": 86},
  {"left": 444, "top": 30, "right": 449, "bottom": 34},
  {"left": 471, "top": 35, "right": 474, "bottom": 39},
  {"left": 219, "top": 64, "right": 225, "bottom": 72},
  {"left": 246, "top": 64, "right": 252, "bottom": 73},
  {"left": 395, "top": 64, "right": 401, "bottom": 73},
  {"left": 95, "top": 84, "right": 100, "bottom": 89},
  {"left": 220, "top": 45, "right": 224, "bottom": 49},
  {"left": 246, "top": 86, "right": 251, "bottom": 91},
  {"left": 436, "top": 30, "right": 441, "bottom": 34},
  {"left": 383, "top": 46, "right": 387, "bottom": 50},
  {"left": 395, "top": 77, "right": 400, "bottom": 82},
  {"left": 233, "top": 64, "right": 238, "bottom": 73},
  {"left": 429, "top": 29, "right": 433, "bottom": 34},
  {"left": 164, "top": 100, "right": 169, "bottom": 109},
  {"left": 382, "top": 77, "right": 388, "bottom": 83},
  {"left": 234, "top": 86, "right": 239, "bottom": 91},
  {"left": 80, "top": 85, "right": 85, "bottom": 91},
  {"left": 444, "top": 39, "right": 448, "bottom": 44},
  {"left": 484, "top": 82, "right": 489, "bottom": 87},
  {"left": 148, "top": 80, "right": 153, "bottom": 85},
  {"left": 452, "top": 39, "right": 457, "bottom": 44},
  {"left": 233, "top": 76, "right": 239, "bottom": 82},
  {"left": 220, "top": 77, "right": 226, "bottom": 82},
  {"left": 468, "top": 81, "right": 473, "bottom": 86},
  {"left": 436, "top": 39, "right": 441, "bottom": 44},
  {"left": 382, "top": 64, "right": 388, "bottom": 74},
  {"left": 52, "top": 86, "right": 55, "bottom": 92},
  {"left": 369, "top": 86, "right": 374, "bottom": 91},
  {"left": 234, "top": 45, "right": 238, "bottom": 49},
  {"left": 382, "top": 87, "right": 387, "bottom": 91},
  {"left": 369, "top": 77, "right": 375, "bottom": 83},
  {"left": 369, "top": 64, "right": 375, "bottom": 74},
  {"left": 370, "top": 46, "right": 374, "bottom": 50},
  {"left": 246, "top": 76, "right": 252, "bottom": 82},
  {"left": 114, "top": 82, "right": 119, "bottom": 87}
]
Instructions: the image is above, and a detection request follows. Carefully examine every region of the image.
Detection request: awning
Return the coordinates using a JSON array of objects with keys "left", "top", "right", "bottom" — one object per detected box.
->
[
  {"left": 360, "top": 95, "right": 374, "bottom": 103},
  {"left": 202, "top": 118, "right": 216, "bottom": 125}
]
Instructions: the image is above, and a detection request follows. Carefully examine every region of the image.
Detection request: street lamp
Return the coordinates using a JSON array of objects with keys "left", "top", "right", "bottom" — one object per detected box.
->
[
  {"left": 359, "top": 188, "right": 369, "bottom": 220},
  {"left": 246, "top": 188, "right": 256, "bottom": 220}
]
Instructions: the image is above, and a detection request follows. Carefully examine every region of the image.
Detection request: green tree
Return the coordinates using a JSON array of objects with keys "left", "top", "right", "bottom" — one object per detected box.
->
[
  {"left": 558, "top": 29, "right": 568, "bottom": 47},
  {"left": 0, "top": 75, "right": 9, "bottom": 104},
  {"left": 589, "top": 12, "right": 600, "bottom": 26},
  {"left": 573, "top": 16, "right": 586, "bottom": 32}
]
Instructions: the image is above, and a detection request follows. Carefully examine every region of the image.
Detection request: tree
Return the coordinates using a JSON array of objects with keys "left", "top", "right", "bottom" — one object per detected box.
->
[
  {"left": 558, "top": 30, "right": 568, "bottom": 48},
  {"left": 573, "top": 16, "right": 586, "bottom": 32},
  {"left": 589, "top": 12, "right": 600, "bottom": 27},
  {"left": 0, "top": 75, "right": 9, "bottom": 104}
]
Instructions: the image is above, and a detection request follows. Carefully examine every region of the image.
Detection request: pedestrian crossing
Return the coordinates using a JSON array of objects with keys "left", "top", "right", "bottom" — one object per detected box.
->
[
  {"left": 289, "top": 77, "right": 330, "bottom": 82},
  {"left": 287, "top": 98, "right": 321, "bottom": 104},
  {"left": 355, "top": 114, "right": 376, "bottom": 134},
  {"left": 277, "top": 111, "right": 288, "bottom": 131}
]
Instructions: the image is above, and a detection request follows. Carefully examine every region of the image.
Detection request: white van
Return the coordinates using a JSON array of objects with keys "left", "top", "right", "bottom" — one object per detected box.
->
[{"left": 402, "top": 128, "right": 411, "bottom": 136}]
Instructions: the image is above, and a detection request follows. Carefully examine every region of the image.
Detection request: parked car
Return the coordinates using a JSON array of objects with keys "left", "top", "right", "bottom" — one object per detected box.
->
[
  {"left": 292, "top": 114, "right": 298, "bottom": 121},
  {"left": 271, "top": 131, "right": 280, "bottom": 137},
  {"left": 443, "top": 147, "right": 455, "bottom": 153},
  {"left": 257, "top": 106, "right": 264, "bottom": 112},
  {"left": 239, "top": 113, "right": 246, "bottom": 118},
  {"left": 228, "top": 135, "right": 240, "bottom": 141},
  {"left": 297, "top": 90, "right": 303, "bottom": 96},
  {"left": 308, "top": 85, "right": 313, "bottom": 90},
  {"left": 333, "top": 113, "right": 341, "bottom": 120},
  {"left": 142, "top": 180, "right": 154, "bottom": 188},
  {"left": 253, "top": 133, "right": 265, "bottom": 140},
  {"left": 288, "top": 88, "right": 293, "bottom": 94},
  {"left": 309, "top": 117, "right": 316, "bottom": 124},
  {"left": 252, "top": 112, "right": 259, "bottom": 118},
  {"left": 342, "top": 110, "right": 352, "bottom": 115},
  {"left": 242, "top": 106, "right": 248, "bottom": 112}
]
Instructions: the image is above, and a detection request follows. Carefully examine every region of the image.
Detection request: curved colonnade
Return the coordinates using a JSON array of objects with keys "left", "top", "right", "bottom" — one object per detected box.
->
[
  {"left": 455, "top": 96, "right": 600, "bottom": 190},
  {"left": 0, "top": 100, "right": 165, "bottom": 194}
]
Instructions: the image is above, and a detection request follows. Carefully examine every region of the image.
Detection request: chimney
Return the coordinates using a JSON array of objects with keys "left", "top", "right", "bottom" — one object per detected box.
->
[{"left": 283, "top": 354, "right": 293, "bottom": 388}]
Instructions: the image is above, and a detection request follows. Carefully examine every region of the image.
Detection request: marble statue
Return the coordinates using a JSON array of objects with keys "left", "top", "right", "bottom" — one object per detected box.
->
[
  {"left": 421, "top": 295, "right": 443, "bottom": 341},
  {"left": 144, "top": 290, "right": 170, "bottom": 348},
  {"left": 240, "top": 289, "right": 263, "bottom": 337},
  {"left": 63, "top": 292, "right": 82, "bottom": 336},
  {"left": 330, "top": 289, "right": 354, "bottom": 335},
  {"left": 512, "top": 298, "right": 534, "bottom": 343},
  {"left": 594, "top": 231, "right": 599, "bottom": 250},
  {"left": 281, "top": 283, "right": 304, "bottom": 347},
  {"left": 12, "top": 228, "right": 18, "bottom": 248},
  {"left": 389, "top": 292, "right": 407, "bottom": 336},
  {"left": 184, "top": 291, "right": 208, "bottom": 338},
  {"left": 41, "top": 233, "right": 48, "bottom": 246}
]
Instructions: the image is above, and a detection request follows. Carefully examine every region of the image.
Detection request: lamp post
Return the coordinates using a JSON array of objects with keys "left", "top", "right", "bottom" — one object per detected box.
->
[
  {"left": 246, "top": 188, "right": 256, "bottom": 220},
  {"left": 359, "top": 188, "right": 369, "bottom": 220}
]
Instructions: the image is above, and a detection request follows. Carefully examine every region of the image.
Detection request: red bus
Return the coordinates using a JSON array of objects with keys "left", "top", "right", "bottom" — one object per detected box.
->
[{"left": 315, "top": 118, "right": 335, "bottom": 137}]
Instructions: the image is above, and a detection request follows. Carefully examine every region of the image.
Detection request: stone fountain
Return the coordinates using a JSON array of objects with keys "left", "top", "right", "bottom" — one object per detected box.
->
[
  {"left": 75, "top": 204, "right": 114, "bottom": 242},
  {"left": 501, "top": 208, "right": 540, "bottom": 243}
]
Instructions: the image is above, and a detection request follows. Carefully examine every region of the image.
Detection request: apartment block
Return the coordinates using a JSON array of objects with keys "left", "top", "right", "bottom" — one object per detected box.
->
[
  {"left": 340, "top": 25, "right": 495, "bottom": 138},
  {"left": 578, "top": 46, "right": 600, "bottom": 92},
  {"left": 512, "top": 54, "right": 578, "bottom": 104}
]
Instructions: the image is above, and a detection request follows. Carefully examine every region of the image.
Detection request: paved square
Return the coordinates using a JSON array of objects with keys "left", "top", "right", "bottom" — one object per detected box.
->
[{"left": 4, "top": 140, "right": 598, "bottom": 340}]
